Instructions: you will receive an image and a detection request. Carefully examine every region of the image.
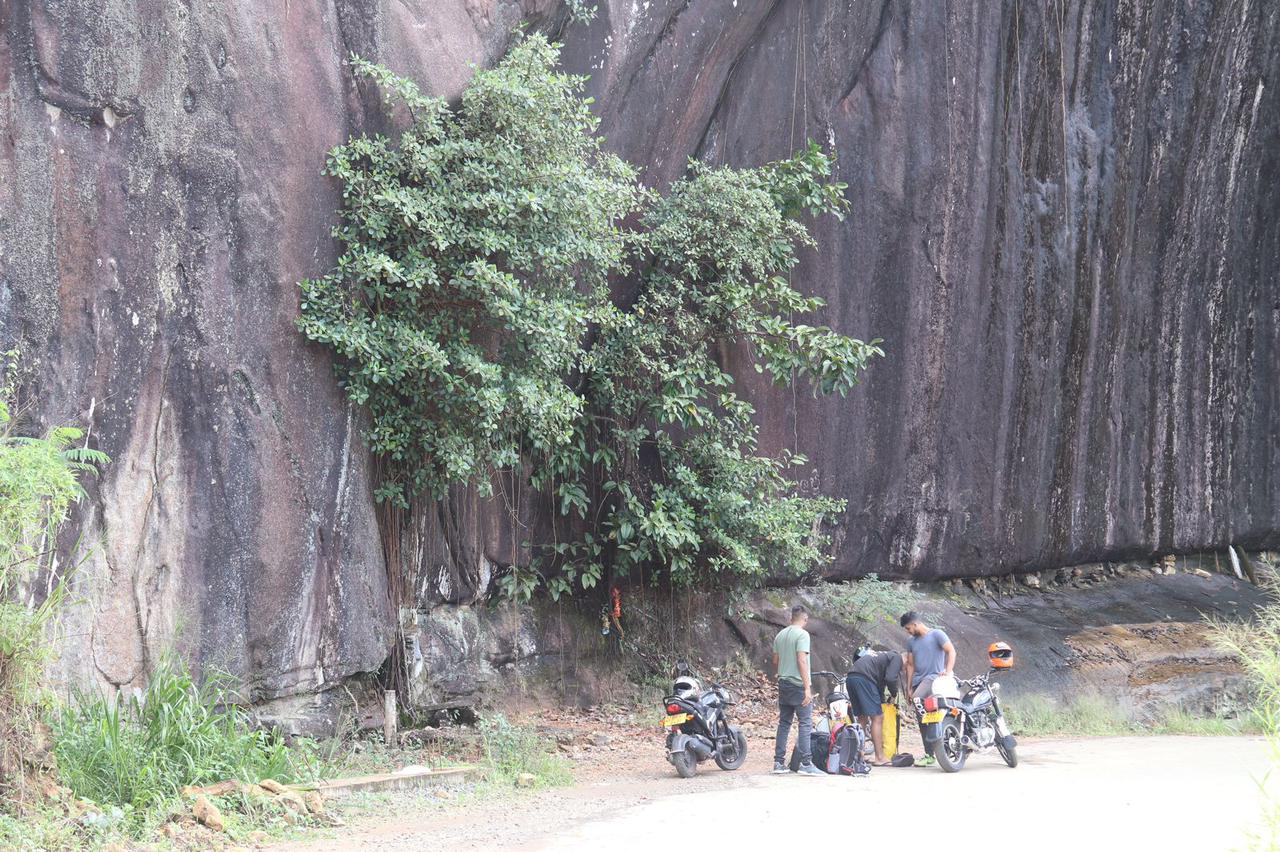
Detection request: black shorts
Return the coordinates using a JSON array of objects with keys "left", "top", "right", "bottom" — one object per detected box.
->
[{"left": 847, "top": 674, "right": 883, "bottom": 717}]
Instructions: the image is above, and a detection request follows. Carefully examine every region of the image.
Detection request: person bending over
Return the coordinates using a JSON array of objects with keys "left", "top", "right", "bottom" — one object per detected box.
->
[{"left": 846, "top": 647, "right": 903, "bottom": 766}]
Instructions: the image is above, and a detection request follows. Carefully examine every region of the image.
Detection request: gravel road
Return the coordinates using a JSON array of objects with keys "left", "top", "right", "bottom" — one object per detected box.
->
[{"left": 273, "top": 735, "right": 1269, "bottom": 851}]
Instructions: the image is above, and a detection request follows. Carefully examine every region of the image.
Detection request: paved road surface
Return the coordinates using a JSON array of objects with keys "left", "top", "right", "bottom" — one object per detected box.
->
[
  {"left": 526, "top": 737, "right": 1269, "bottom": 851},
  {"left": 277, "top": 737, "right": 1270, "bottom": 851}
]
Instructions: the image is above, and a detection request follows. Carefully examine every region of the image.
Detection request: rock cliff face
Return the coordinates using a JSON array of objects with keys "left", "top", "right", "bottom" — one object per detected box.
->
[
  {"left": 1, "top": 1, "right": 1276, "bottom": 708},
  {"left": 555, "top": 1, "right": 1279, "bottom": 581}
]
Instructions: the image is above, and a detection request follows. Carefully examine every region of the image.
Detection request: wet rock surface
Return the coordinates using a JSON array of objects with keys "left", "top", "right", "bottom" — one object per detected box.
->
[{"left": 0, "top": 2, "right": 1275, "bottom": 714}]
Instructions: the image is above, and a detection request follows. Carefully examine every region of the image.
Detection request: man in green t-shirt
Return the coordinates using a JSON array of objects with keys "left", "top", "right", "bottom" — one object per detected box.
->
[{"left": 772, "top": 605, "right": 823, "bottom": 775}]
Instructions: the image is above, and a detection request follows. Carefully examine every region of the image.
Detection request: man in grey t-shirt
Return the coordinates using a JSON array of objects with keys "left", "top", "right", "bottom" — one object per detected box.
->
[
  {"left": 901, "top": 611, "right": 956, "bottom": 701},
  {"left": 901, "top": 611, "right": 957, "bottom": 766}
]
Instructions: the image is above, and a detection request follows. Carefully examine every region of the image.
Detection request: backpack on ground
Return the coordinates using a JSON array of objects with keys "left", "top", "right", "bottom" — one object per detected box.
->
[{"left": 835, "top": 721, "right": 870, "bottom": 776}]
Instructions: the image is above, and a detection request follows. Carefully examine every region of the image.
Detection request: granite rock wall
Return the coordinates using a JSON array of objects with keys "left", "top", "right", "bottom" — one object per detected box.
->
[{"left": 1, "top": 1, "right": 1275, "bottom": 708}]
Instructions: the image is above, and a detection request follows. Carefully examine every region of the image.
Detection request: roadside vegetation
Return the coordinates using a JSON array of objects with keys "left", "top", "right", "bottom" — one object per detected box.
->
[
  {"left": 1210, "top": 569, "right": 1280, "bottom": 850},
  {"left": 0, "top": 355, "right": 107, "bottom": 802},
  {"left": 53, "top": 657, "right": 309, "bottom": 826},
  {"left": 1007, "top": 693, "right": 1258, "bottom": 738},
  {"left": 8, "top": 685, "right": 571, "bottom": 850},
  {"left": 0, "top": 354, "right": 566, "bottom": 849},
  {"left": 478, "top": 714, "right": 573, "bottom": 789},
  {"left": 808, "top": 574, "right": 918, "bottom": 625}
]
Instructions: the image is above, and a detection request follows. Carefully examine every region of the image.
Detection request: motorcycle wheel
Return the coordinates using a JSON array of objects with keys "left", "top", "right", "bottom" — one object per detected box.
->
[
  {"left": 714, "top": 726, "right": 748, "bottom": 771},
  {"left": 996, "top": 735, "right": 1019, "bottom": 768},
  {"left": 672, "top": 748, "right": 698, "bottom": 778},
  {"left": 934, "top": 718, "right": 968, "bottom": 772}
]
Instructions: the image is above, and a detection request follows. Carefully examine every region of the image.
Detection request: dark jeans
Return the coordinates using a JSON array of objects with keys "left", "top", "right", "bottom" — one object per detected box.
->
[{"left": 774, "top": 680, "right": 813, "bottom": 765}]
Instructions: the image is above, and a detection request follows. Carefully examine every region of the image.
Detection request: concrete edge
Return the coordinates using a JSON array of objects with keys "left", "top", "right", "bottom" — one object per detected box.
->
[{"left": 289, "top": 766, "right": 480, "bottom": 798}]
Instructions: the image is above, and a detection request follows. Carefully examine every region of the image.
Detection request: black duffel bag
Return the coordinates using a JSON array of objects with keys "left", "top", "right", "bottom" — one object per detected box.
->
[{"left": 787, "top": 731, "right": 831, "bottom": 772}]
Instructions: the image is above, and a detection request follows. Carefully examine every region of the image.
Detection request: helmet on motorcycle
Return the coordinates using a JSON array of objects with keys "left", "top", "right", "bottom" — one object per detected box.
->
[
  {"left": 672, "top": 675, "right": 700, "bottom": 700},
  {"left": 930, "top": 675, "right": 961, "bottom": 699},
  {"left": 988, "top": 641, "right": 1014, "bottom": 669}
]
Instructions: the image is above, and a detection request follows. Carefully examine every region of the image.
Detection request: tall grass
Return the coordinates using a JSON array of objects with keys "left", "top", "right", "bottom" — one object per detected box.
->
[
  {"left": 1210, "top": 570, "right": 1280, "bottom": 850},
  {"left": 1006, "top": 692, "right": 1256, "bottom": 738},
  {"left": 477, "top": 714, "right": 572, "bottom": 788},
  {"left": 1006, "top": 693, "right": 1138, "bottom": 737},
  {"left": 54, "top": 656, "right": 305, "bottom": 818}
]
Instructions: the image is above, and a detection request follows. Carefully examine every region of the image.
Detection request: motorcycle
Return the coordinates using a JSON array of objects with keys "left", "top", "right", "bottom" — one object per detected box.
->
[
  {"left": 916, "top": 642, "right": 1018, "bottom": 773},
  {"left": 812, "top": 670, "right": 853, "bottom": 727},
  {"left": 661, "top": 663, "right": 748, "bottom": 778}
]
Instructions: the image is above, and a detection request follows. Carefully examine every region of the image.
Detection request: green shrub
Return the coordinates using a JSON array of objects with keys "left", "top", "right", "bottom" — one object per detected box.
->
[
  {"left": 0, "top": 351, "right": 108, "bottom": 794},
  {"left": 300, "top": 36, "right": 882, "bottom": 599},
  {"left": 54, "top": 656, "right": 303, "bottom": 821},
  {"left": 477, "top": 714, "right": 571, "bottom": 788},
  {"left": 811, "top": 574, "right": 918, "bottom": 625}
]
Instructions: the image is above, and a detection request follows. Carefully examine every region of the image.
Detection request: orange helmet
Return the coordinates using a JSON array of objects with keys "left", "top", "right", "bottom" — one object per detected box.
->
[{"left": 988, "top": 641, "right": 1014, "bottom": 669}]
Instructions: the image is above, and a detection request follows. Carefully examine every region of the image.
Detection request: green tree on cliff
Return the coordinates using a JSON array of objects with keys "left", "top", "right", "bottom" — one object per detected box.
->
[
  {"left": 299, "top": 35, "right": 882, "bottom": 599},
  {"left": 0, "top": 353, "right": 108, "bottom": 790}
]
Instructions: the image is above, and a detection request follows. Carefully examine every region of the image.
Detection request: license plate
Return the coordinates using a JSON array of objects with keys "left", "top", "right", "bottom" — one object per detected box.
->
[
  {"left": 662, "top": 713, "right": 690, "bottom": 726},
  {"left": 921, "top": 710, "right": 945, "bottom": 724}
]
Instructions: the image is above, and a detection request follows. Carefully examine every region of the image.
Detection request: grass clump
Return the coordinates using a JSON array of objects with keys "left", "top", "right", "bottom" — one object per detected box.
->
[
  {"left": 811, "top": 573, "right": 918, "bottom": 625},
  {"left": 1007, "top": 693, "right": 1136, "bottom": 737},
  {"left": 478, "top": 714, "right": 572, "bottom": 789},
  {"left": 0, "top": 805, "right": 82, "bottom": 849},
  {"left": 1007, "top": 692, "right": 1257, "bottom": 738},
  {"left": 1153, "top": 705, "right": 1258, "bottom": 737},
  {"left": 53, "top": 656, "right": 310, "bottom": 825},
  {"left": 1210, "top": 567, "right": 1280, "bottom": 849}
]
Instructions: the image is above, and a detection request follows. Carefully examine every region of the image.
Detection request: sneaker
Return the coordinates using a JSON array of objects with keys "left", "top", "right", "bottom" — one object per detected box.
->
[
  {"left": 915, "top": 754, "right": 936, "bottom": 768},
  {"left": 772, "top": 761, "right": 788, "bottom": 774},
  {"left": 797, "top": 761, "right": 825, "bottom": 776}
]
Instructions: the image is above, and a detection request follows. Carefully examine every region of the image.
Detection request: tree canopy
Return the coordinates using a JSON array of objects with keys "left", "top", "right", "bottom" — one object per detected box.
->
[{"left": 299, "top": 35, "right": 883, "bottom": 599}]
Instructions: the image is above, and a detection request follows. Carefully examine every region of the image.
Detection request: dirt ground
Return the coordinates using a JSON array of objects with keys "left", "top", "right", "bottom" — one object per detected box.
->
[{"left": 272, "top": 728, "right": 1271, "bottom": 851}]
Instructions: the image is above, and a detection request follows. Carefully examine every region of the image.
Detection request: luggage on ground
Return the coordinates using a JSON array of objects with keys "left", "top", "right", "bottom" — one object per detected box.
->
[
  {"left": 882, "top": 702, "right": 899, "bottom": 757},
  {"left": 835, "top": 721, "right": 870, "bottom": 776},
  {"left": 788, "top": 730, "right": 831, "bottom": 772}
]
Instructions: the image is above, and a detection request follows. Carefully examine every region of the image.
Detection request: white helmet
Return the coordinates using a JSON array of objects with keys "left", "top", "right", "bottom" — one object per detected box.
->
[
  {"left": 673, "top": 676, "right": 700, "bottom": 700},
  {"left": 931, "top": 675, "right": 961, "bottom": 699}
]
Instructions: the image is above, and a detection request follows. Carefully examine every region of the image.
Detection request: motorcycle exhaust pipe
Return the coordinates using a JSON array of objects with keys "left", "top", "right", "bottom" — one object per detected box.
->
[{"left": 685, "top": 736, "right": 714, "bottom": 760}]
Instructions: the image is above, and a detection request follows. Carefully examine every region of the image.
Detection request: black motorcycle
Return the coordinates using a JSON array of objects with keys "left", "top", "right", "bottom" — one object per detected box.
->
[
  {"left": 917, "top": 665, "right": 1018, "bottom": 773},
  {"left": 661, "top": 665, "right": 748, "bottom": 778}
]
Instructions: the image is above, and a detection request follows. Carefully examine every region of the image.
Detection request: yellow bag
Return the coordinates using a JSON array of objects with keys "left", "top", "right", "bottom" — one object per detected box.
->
[{"left": 882, "top": 703, "right": 898, "bottom": 757}]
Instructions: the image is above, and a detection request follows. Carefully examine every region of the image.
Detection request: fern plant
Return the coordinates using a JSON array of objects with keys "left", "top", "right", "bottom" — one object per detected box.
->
[{"left": 0, "top": 351, "right": 108, "bottom": 794}]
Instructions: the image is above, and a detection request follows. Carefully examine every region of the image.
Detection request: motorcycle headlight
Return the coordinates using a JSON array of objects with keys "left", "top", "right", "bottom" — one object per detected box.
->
[{"left": 990, "top": 682, "right": 1000, "bottom": 692}]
